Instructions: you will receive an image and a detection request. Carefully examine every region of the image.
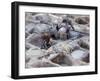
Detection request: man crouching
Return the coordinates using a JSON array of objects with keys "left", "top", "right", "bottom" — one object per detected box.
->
[{"left": 41, "top": 32, "right": 52, "bottom": 49}]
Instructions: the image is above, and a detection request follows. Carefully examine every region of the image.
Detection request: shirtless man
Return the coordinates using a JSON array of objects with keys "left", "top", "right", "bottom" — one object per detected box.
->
[{"left": 41, "top": 32, "right": 52, "bottom": 49}]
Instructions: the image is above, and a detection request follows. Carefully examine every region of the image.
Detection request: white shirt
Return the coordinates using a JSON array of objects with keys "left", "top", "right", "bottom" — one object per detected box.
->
[{"left": 59, "top": 27, "right": 66, "bottom": 33}]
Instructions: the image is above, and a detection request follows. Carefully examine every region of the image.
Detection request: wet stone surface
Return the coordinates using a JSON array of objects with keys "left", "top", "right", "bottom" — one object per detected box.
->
[{"left": 25, "top": 12, "right": 90, "bottom": 68}]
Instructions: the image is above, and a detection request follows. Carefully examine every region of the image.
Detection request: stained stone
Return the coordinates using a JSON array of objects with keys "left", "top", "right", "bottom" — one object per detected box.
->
[
  {"left": 71, "top": 50, "right": 88, "bottom": 60},
  {"left": 25, "top": 13, "right": 90, "bottom": 68}
]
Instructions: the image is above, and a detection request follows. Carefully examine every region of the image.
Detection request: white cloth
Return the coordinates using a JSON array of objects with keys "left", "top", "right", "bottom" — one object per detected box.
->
[{"left": 59, "top": 27, "right": 66, "bottom": 33}]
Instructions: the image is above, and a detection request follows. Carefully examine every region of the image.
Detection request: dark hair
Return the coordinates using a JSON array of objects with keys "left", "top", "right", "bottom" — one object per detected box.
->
[
  {"left": 56, "top": 25, "right": 59, "bottom": 31},
  {"left": 62, "top": 19, "right": 67, "bottom": 23}
]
